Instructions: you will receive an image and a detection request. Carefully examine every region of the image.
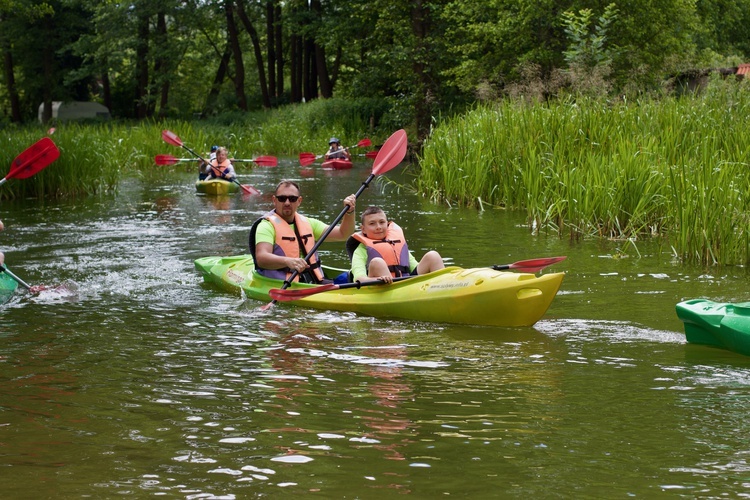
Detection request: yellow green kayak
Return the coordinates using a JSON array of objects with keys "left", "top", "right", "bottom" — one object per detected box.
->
[
  {"left": 195, "top": 179, "right": 240, "bottom": 195},
  {"left": 195, "top": 255, "right": 564, "bottom": 327}
]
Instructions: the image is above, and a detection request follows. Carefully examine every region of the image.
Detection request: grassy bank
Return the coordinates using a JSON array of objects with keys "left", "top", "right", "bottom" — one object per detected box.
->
[
  {"left": 0, "top": 97, "right": 394, "bottom": 200},
  {"left": 417, "top": 79, "right": 750, "bottom": 266}
]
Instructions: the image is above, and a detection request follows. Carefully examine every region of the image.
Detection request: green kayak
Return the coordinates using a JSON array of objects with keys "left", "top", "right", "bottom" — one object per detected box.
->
[
  {"left": 676, "top": 299, "right": 750, "bottom": 356},
  {"left": 195, "top": 255, "right": 564, "bottom": 327},
  {"left": 195, "top": 179, "right": 240, "bottom": 195},
  {"left": 0, "top": 267, "right": 19, "bottom": 304}
]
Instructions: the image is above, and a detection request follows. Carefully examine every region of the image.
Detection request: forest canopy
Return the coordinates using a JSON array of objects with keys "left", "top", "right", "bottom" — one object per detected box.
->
[{"left": 0, "top": 0, "right": 748, "bottom": 138}]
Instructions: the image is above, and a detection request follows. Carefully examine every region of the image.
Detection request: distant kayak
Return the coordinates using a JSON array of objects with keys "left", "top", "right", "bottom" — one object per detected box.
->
[
  {"left": 676, "top": 299, "right": 750, "bottom": 356},
  {"left": 195, "top": 179, "right": 240, "bottom": 195},
  {"left": 321, "top": 159, "right": 353, "bottom": 170},
  {"left": 195, "top": 254, "right": 564, "bottom": 327}
]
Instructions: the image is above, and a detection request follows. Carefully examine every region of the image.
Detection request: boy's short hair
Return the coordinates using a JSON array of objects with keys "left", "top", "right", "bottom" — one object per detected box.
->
[{"left": 361, "top": 206, "right": 386, "bottom": 222}]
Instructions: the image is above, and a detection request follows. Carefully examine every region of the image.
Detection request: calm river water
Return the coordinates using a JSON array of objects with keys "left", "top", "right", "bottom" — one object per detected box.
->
[{"left": 2, "top": 159, "right": 750, "bottom": 498}]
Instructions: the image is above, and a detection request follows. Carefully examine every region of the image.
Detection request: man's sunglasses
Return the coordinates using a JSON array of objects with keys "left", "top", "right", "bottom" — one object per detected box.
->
[{"left": 275, "top": 195, "right": 299, "bottom": 203}]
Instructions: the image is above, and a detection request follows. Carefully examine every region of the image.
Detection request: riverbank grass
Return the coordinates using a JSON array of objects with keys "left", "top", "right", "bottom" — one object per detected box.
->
[{"left": 418, "top": 79, "right": 750, "bottom": 266}]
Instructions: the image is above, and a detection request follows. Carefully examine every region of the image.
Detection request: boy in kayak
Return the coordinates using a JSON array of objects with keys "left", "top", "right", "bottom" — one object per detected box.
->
[
  {"left": 205, "top": 147, "right": 237, "bottom": 182},
  {"left": 346, "top": 206, "right": 444, "bottom": 283},
  {"left": 250, "top": 180, "right": 357, "bottom": 284},
  {"left": 325, "top": 138, "right": 351, "bottom": 161}
]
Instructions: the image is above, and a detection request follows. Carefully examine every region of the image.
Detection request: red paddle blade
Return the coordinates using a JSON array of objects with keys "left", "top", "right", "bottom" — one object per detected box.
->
[
  {"left": 372, "top": 129, "right": 407, "bottom": 175},
  {"left": 154, "top": 154, "right": 180, "bottom": 165},
  {"left": 254, "top": 156, "right": 278, "bottom": 167},
  {"left": 161, "top": 129, "right": 183, "bottom": 147},
  {"left": 365, "top": 150, "right": 379, "bottom": 159},
  {"left": 269, "top": 284, "right": 339, "bottom": 301},
  {"left": 5, "top": 137, "right": 60, "bottom": 181},
  {"left": 299, "top": 153, "right": 317, "bottom": 166},
  {"left": 509, "top": 256, "right": 567, "bottom": 270},
  {"left": 240, "top": 184, "right": 261, "bottom": 195},
  {"left": 356, "top": 138, "right": 372, "bottom": 148},
  {"left": 493, "top": 256, "right": 567, "bottom": 273}
]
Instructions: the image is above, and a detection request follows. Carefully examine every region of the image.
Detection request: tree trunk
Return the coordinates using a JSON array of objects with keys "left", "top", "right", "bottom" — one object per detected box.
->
[
  {"left": 290, "top": 33, "right": 301, "bottom": 102},
  {"left": 310, "top": 0, "right": 332, "bottom": 98},
  {"left": 203, "top": 44, "right": 232, "bottom": 116},
  {"left": 102, "top": 72, "right": 112, "bottom": 115},
  {"left": 154, "top": 11, "right": 170, "bottom": 118},
  {"left": 411, "top": 0, "right": 434, "bottom": 143},
  {"left": 135, "top": 12, "right": 150, "bottom": 119},
  {"left": 2, "top": 48, "right": 21, "bottom": 123},
  {"left": 304, "top": 37, "right": 317, "bottom": 101},
  {"left": 314, "top": 43, "right": 333, "bottom": 98},
  {"left": 330, "top": 46, "right": 341, "bottom": 88},
  {"left": 266, "top": 1, "right": 275, "bottom": 98},
  {"left": 275, "top": 3, "right": 283, "bottom": 99},
  {"left": 235, "top": 0, "right": 271, "bottom": 108},
  {"left": 41, "top": 40, "right": 53, "bottom": 124},
  {"left": 224, "top": 2, "right": 247, "bottom": 111}
]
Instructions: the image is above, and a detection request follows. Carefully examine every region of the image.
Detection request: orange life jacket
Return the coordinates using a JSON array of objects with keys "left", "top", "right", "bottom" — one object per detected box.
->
[
  {"left": 347, "top": 221, "right": 412, "bottom": 277},
  {"left": 208, "top": 159, "right": 233, "bottom": 179},
  {"left": 250, "top": 210, "right": 324, "bottom": 283}
]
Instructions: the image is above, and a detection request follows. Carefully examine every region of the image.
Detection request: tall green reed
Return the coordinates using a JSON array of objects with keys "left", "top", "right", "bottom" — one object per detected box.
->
[{"left": 418, "top": 79, "right": 750, "bottom": 266}]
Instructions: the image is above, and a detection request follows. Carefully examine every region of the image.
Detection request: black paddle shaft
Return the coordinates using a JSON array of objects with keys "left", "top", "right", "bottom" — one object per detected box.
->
[{"left": 280, "top": 173, "right": 375, "bottom": 289}]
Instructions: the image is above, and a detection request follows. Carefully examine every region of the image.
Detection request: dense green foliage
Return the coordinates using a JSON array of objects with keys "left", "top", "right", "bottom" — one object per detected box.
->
[
  {"left": 0, "top": 0, "right": 748, "bottom": 136},
  {"left": 418, "top": 78, "right": 750, "bottom": 266}
]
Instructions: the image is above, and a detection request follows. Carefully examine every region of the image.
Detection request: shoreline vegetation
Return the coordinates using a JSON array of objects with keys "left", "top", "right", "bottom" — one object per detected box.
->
[
  {"left": 419, "top": 78, "right": 750, "bottom": 267},
  {"left": 2, "top": 83, "right": 749, "bottom": 267}
]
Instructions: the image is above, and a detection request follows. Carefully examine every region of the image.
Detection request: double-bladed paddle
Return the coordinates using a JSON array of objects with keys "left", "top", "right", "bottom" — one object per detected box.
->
[
  {"left": 261, "top": 129, "right": 408, "bottom": 311},
  {"left": 299, "top": 138, "right": 372, "bottom": 166},
  {"left": 0, "top": 137, "right": 61, "bottom": 187},
  {"left": 161, "top": 130, "right": 260, "bottom": 195},
  {"left": 268, "top": 256, "right": 567, "bottom": 301},
  {"left": 154, "top": 154, "right": 278, "bottom": 167}
]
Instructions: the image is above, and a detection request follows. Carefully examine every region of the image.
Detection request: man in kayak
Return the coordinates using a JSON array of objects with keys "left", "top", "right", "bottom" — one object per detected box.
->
[
  {"left": 250, "top": 180, "right": 357, "bottom": 284},
  {"left": 205, "top": 147, "right": 237, "bottom": 182},
  {"left": 324, "top": 138, "right": 351, "bottom": 161},
  {"left": 346, "top": 206, "right": 444, "bottom": 283}
]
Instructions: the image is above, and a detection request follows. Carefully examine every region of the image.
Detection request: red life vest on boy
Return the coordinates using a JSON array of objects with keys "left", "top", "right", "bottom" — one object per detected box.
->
[
  {"left": 253, "top": 210, "right": 325, "bottom": 283},
  {"left": 349, "top": 221, "right": 412, "bottom": 277}
]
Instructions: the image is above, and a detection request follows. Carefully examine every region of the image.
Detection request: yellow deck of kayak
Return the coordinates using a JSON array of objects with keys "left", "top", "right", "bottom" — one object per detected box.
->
[
  {"left": 195, "top": 255, "right": 564, "bottom": 327},
  {"left": 195, "top": 179, "right": 239, "bottom": 195}
]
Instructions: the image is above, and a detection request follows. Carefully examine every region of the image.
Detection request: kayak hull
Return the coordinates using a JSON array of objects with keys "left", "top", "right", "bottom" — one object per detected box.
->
[
  {"left": 0, "top": 268, "right": 18, "bottom": 304},
  {"left": 195, "top": 255, "right": 564, "bottom": 327},
  {"left": 676, "top": 299, "right": 750, "bottom": 356},
  {"left": 195, "top": 179, "right": 239, "bottom": 195},
  {"left": 321, "top": 159, "right": 353, "bottom": 170}
]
